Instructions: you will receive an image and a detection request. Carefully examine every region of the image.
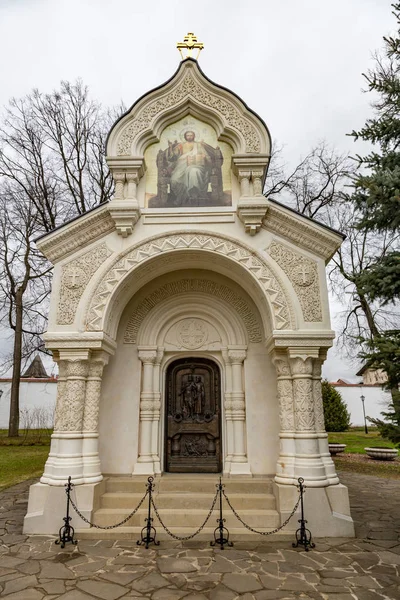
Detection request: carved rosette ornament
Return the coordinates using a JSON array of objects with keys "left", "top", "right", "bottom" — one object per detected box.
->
[{"left": 290, "top": 357, "right": 316, "bottom": 432}]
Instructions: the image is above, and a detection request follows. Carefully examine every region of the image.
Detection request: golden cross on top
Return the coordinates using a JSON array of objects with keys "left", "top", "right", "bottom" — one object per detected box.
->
[{"left": 177, "top": 32, "right": 204, "bottom": 60}]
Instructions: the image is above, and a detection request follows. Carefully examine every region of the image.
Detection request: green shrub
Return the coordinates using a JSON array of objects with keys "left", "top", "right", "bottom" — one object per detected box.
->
[{"left": 322, "top": 380, "right": 351, "bottom": 432}]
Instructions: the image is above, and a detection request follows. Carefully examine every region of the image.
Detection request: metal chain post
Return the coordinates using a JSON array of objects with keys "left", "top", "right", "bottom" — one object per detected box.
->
[
  {"left": 55, "top": 476, "right": 78, "bottom": 548},
  {"left": 137, "top": 477, "right": 160, "bottom": 549},
  {"left": 222, "top": 486, "right": 301, "bottom": 537},
  {"left": 211, "top": 477, "right": 233, "bottom": 549},
  {"left": 292, "top": 477, "right": 315, "bottom": 551}
]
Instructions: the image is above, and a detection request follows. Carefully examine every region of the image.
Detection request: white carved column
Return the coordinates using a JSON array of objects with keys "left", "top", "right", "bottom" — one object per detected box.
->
[
  {"left": 81, "top": 353, "right": 109, "bottom": 483},
  {"left": 151, "top": 347, "right": 164, "bottom": 474},
  {"left": 228, "top": 348, "right": 251, "bottom": 474},
  {"left": 222, "top": 348, "right": 234, "bottom": 474},
  {"left": 134, "top": 348, "right": 158, "bottom": 474},
  {"left": 252, "top": 170, "right": 263, "bottom": 196},
  {"left": 313, "top": 355, "right": 339, "bottom": 485},
  {"left": 271, "top": 352, "right": 296, "bottom": 485},
  {"left": 113, "top": 172, "right": 126, "bottom": 200},
  {"left": 289, "top": 350, "right": 328, "bottom": 486},
  {"left": 43, "top": 351, "right": 90, "bottom": 484},
  {"left": 238, "top": 171, "right": 251, "bottom": 197},
  {"left": 41, "top": 357, "right": 67, "bottom": 484}
]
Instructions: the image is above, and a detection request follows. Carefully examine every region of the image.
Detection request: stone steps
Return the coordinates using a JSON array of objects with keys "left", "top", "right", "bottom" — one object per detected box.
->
[
  {"left": 105, "top": 476, "right": 273, "bottom": 495},
  {"left": 81, "top": 474, "right": 283, "bottom": 540},
  {"left": 75, "top": 526, "right": 293, "bottom": 541},
  {"left": 92, "top": 507, "right": 280, "bottom": 528},
  {"left": 100, "top": 491, "right": 276, "bottom": 510}
]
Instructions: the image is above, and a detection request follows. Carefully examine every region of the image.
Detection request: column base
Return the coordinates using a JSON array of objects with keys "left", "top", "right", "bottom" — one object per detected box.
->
[
  {"left": 132, "top": 461, "right": 155, "bottom": 475},
  {"left": 228, "top": 461, "right": 252, "bottom": 476},
  {"left": 23, "top": 479, "right": 106, "bottom": 535},
  {"left": 273, "top": 481, "right": 355, "bottom": 537}
]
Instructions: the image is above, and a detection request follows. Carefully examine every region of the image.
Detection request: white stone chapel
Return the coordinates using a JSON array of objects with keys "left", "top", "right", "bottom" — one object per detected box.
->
[{"left": 24, "top": 41, "right": 354, "bottom": 538}]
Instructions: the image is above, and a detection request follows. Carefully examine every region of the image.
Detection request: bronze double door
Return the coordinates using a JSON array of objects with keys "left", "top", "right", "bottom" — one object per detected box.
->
[{"left": 165, "top": 358, "right": 222, "bottom": 473}]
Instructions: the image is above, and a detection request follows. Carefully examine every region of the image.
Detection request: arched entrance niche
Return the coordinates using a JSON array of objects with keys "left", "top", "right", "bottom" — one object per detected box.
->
[{"left": 98, "top": 268, "right": 280, "bottom": 477}]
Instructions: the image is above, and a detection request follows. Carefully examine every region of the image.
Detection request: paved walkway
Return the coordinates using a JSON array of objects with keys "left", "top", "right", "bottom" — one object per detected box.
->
[{"left": 0, "top": 473, "right": 400, "bottom": 600}]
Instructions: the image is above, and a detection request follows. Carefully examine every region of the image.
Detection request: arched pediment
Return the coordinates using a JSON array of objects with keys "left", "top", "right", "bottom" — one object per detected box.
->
[{"left": 106, "top": 59, "right": 271, "bottom": 157}]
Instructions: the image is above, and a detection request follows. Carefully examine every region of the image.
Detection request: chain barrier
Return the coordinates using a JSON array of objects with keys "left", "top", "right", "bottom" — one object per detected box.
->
[
  {"left": 70, "top": 487, "right": 148, "bottom": 530},
  {"left": 222, "top": 486, "right": 301, "bottom": 537},
  {"left": 151, "top": 487, "right": 219, "bottom": 541},
  {"left": 59, "top": 474, "right": 311, "bottom": 550}
]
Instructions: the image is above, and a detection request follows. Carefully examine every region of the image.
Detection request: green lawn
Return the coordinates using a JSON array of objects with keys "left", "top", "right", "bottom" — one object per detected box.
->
[
  {"left": 328, "top": 427, "right": 396, "bottom": 453},
  {"left": 0, "top": 445, "right": 49, "bottom": 491}
]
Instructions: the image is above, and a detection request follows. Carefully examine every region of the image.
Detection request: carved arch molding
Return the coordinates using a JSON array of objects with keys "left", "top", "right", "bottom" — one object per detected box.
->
[
  {"left": 124, "top": 278, "right": 262, "bottom": 344},
  {"left": 115, "top": 69, "right": 263, "bottom": 156},
  {"left": 84, "top": 232, "right": 294, "bottom": 333}
]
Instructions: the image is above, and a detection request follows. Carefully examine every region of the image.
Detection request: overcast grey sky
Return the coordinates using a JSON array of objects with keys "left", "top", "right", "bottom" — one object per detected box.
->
[{"left": 0, "top": 0, "right": 395, "bottom": 380}]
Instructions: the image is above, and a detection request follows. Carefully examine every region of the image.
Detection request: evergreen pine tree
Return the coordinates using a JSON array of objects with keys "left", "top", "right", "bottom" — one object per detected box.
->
[
  {"left": 349, "top": 2, "right": 400, "bottom": 444},
  {"left": 322, "top": 380, "right": 351, "bottom": 432}
]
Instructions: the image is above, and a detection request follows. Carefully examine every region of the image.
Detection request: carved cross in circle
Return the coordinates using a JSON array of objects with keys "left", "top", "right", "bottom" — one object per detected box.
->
[
  {"left": 298, "top": 265, "right": 310, "bottom": 284},
  {"left": 64, "top": 266, "right": 85, "bottom": 289},
  {"left": 292, "top": 262, "right": 315, "bottom": 287}
]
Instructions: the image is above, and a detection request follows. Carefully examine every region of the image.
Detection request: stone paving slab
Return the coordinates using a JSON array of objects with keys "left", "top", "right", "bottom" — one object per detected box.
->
[{"left": 0, "top": 473, "right": 400, "bottom": 599}]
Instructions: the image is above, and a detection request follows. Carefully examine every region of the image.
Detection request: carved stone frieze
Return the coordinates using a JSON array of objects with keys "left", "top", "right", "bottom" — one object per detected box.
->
[
  {"left": 124, "top": 278, "right": 262, "bottom": 344},
  {"left": 117, "top": 72, "right": 261, "bottom": 155},
  {"left": 87, "top": 232, "right": 292, "bottom": 332},
  {"left": 58, "top": 243, "right": 112, "bottom": 325},
  {"left": 269, "top": 241, "right": 322, "bottom": 322},
  {"left": 36, "top": 205, "right": 115, "bottom": 264},
  {"left": 264, "top": 202, "right": 342, "bottom": 261}
]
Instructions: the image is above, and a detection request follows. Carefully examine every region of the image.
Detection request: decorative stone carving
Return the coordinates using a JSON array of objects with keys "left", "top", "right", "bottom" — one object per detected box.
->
[
  {"left": 58, "top": 243, "right": 112, "bottom": 325},
  {"left": 273, "top": 355, "right": 295, "bottom": 431},
  {"left": 269, "top": 241, "right": 322, "bottom": 322},
  {"left": 177, "top": 318, "right": 208, "bottom": 349},
  {"left": 264, "top": 202, "right": 342, "bottom": 261},
  {"left": 87, "top": 232, "right": 292, "bottom": 331},
  {"left": 312, "top": 359, "right": 326, "bottom": 432},
  {"left": 117, "top": 72, "right": 262, "bottom": 155},
  {"left": 83, "top": 360, "right": 106, "bottom": 432},
  {"left": 53, "top": 360, "right": 67, "bottom": 432},
  {"left": 36, "top": 205, "right": 115, "bottom": 264},
  {"left": 58, "top": 360, "right": 89, "bottom": 432},
  {"left": 124, "top": 278, "right": 263, "bottom": 344},
  {"left": 290, "top": 357, "right": 315, "bottom": 432}
]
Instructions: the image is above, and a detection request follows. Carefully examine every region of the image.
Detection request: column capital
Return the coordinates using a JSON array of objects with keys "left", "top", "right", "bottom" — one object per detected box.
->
[
  {"left": 227, "top": 347, "right": 247, "bottom": 364},
  {"left": 138, "top": 347, "right": 158, "bottom": 364}
]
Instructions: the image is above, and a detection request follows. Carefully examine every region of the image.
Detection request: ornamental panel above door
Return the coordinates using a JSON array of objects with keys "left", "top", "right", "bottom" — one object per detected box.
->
[{"left": 165, "top": 357, "right": 221, "bottom": 473}]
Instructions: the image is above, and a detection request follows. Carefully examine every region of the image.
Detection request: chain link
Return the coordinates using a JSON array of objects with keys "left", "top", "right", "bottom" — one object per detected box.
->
[
  {"left": 69, "top": 490, "right": 148, "bottom": 530},
  {"left": 151, "top": 488, "right": 219, "bottom": 541},
  {"left": 222, "top": 489, "right": 301, "bottom": 536}
]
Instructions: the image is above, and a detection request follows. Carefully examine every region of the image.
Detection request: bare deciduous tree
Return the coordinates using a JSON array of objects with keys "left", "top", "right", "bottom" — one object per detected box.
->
[{"left": 0, "top": 80, "right": 124, "bottom": 436}]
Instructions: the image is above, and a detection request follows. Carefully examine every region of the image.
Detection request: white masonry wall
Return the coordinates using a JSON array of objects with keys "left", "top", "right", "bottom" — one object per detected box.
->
[
  {"left": 0, "top": 380, "right": 57, "bottom": 429},
  {"left": 331, "top": 384, "right": 391, "bottom": 428}
]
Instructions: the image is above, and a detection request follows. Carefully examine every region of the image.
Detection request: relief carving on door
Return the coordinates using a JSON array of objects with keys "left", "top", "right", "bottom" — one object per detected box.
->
[{"left": 165, "top": 358, "right": 221, "bottom": 473}]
